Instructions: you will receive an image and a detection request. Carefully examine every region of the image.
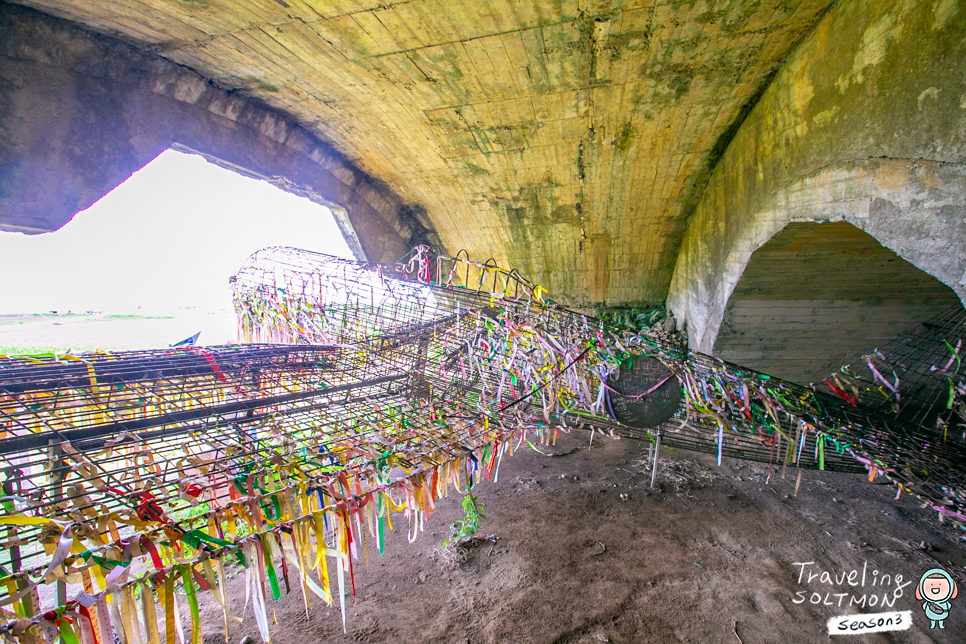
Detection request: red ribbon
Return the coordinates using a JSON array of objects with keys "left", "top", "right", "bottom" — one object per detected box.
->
[{"left": 822, "top": 379, "right": 858, "bottom": 407}]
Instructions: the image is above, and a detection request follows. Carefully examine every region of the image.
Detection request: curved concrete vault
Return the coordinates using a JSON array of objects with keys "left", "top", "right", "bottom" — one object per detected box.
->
[
  {"left": 0, "top": 3, "right": 430, "bottom": 262},
  {"left": 3, "top": 0, "right": 847, "bottom": 303},
  {"left": 2, "top": 1, "right": 965, "bottom": 337},
  {"left": 667, "top": 0, "right": 966, "bottom": 357}
]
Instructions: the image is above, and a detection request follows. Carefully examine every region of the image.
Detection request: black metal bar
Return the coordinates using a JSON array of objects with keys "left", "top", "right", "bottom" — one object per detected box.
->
[{"left": 0, "top": 373, "right": 404, "bottom": 455}]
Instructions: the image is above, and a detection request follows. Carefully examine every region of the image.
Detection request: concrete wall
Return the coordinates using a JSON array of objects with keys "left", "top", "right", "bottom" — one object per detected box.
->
[
  {"left": 667, "top": 0, "right": 966, "bottom": 354},
  {"left": 0, "top": 4, "right": 433, "bottom": 262}
]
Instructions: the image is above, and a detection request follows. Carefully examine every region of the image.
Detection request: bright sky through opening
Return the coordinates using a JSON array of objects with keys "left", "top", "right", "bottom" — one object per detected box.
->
[
  {"left": 0, "top": 149, "right": 353, "bottom": 315},
  {"left": 0, "top": 150, "right": 353, "bottom": 352}
]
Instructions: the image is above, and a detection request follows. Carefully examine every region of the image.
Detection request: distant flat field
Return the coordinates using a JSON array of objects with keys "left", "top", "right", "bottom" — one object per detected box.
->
[{"left": 0, "top": 311, "right": 236, "bottom": 355}]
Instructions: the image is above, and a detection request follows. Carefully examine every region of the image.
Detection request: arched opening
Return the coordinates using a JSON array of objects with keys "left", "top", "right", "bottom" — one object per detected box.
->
[
  {"left": 0, "top": 149, "right": 354, "bottom": 354},
  {"left": 712, "top": 221, "right": 964, "bottom": 385},
  {"left": 0, "top": 2, "right": 422, "bottom": 262}
]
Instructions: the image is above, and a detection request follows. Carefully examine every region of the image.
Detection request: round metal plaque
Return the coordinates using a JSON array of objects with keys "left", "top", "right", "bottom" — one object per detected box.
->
[{"left": 607, "top": 356, "right": 682, "bottom": 429}]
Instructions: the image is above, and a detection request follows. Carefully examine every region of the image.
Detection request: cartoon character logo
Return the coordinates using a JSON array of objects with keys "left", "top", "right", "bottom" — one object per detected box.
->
[{"left": 916, "top": 568, "right": 958, "bottom": 629}]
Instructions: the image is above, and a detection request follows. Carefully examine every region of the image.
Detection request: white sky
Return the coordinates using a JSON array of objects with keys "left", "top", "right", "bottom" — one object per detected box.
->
[{"left": 0, "top": 149, "right": 353, "bottom": 315}]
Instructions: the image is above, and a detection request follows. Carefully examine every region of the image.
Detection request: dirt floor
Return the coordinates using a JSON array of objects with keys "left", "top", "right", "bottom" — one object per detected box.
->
[{"left": 192, "top": 430, "right": 966, "bottom": 644}]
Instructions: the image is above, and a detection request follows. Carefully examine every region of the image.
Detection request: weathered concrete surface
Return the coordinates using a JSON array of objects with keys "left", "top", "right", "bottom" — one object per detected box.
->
[
  {"left": 0, "top": 4, "right": 432, "bottom": 262},
  {"left": 4, "top": 0, "right": 841, "bottom": 305},
  {"left": 4, "top": 0, "right": 965, "bottom": 371},
  {"left": 668, "top": 0, "right": 966, "bottom": 352},
  {"left": 714, "top": 221, "right": 962, "bottom": 384},
  {"left": 675, "top": 158, "right": 966, "bottom": 353}
]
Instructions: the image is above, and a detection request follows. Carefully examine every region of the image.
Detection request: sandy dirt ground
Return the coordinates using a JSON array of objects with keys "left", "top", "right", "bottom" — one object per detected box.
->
[{"left": 186, "top": 430, "right": 965, "bottom": 644}]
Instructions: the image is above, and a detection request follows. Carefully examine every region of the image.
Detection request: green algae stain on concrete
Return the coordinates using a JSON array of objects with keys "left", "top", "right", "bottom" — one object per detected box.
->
[
  {"left": 812, "top": 105, "right": 840, "bottom": 127},
  {"left": 932, "top": 0, "right": 959, "bottom": 30},
  {"left": 837, "top": 11, "right": 902, "bottom": 92},
  {"left": 614, "top": 122, "right": 635, "bottom": 153}
]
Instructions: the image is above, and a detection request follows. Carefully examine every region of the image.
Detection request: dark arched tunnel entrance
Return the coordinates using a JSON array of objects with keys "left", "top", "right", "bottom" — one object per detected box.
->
[{"left": 713, "top": 221, "right": 964, "bottom": 386}]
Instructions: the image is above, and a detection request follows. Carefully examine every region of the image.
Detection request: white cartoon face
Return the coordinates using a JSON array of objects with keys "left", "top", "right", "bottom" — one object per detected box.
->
[{"left": 923, "top": 577, "right": 952, "bottom": 601}]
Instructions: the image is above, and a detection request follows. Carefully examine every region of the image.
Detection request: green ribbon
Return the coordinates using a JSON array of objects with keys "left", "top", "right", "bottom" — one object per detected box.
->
[
  {"left": 77, "top": 550, "right": 125, "bottom": 571},
  {"left": 59, "top": 619, "right": 81, "bottom": 644},
  {"left": 182, "top": 529, "right": 245, "bottom": 567},
  {"left": 182, "top": 565, "right": 201, "bottom": 644},
  {"left": 377, "top": 501, "right": 385, "bottom": 557},
  {"left": 262, "top": 535, "right": 282, "bottom": 601}
]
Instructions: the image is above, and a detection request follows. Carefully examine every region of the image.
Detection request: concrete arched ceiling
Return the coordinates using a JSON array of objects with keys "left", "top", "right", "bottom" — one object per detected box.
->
[{"left": 6, "top": 0, "right": 838, "bottom": 305}]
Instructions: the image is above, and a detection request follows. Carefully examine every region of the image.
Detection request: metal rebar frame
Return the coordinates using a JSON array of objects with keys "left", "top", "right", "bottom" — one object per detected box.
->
[
  {"left": 816, "top": 306, "right": 965, "bottom": 442},
  {"left": 232, "top": 247, "right": 964, "bottom": 516},
  {"left": 0, "top": 340, "right": 516, "bottom": 633},
  {"left": 0, "top": 245, "right": 962, "bottom": 640}
]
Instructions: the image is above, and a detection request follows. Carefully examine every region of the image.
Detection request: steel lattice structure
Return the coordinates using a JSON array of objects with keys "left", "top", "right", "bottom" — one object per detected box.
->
[
  {"left": 232, "top": 246, "right": 965, "bottom": 517},
  {"left": 0, "top": 245, "right": 962, "bottom": 644},
  {"left": 817, "top": 305, "right": 966, "bottom": 443}
]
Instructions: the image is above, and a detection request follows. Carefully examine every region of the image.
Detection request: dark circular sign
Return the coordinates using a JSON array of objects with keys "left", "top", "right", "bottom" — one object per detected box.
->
[{"left": 607, "top": 356, "right": 682, "bottom": 429}]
